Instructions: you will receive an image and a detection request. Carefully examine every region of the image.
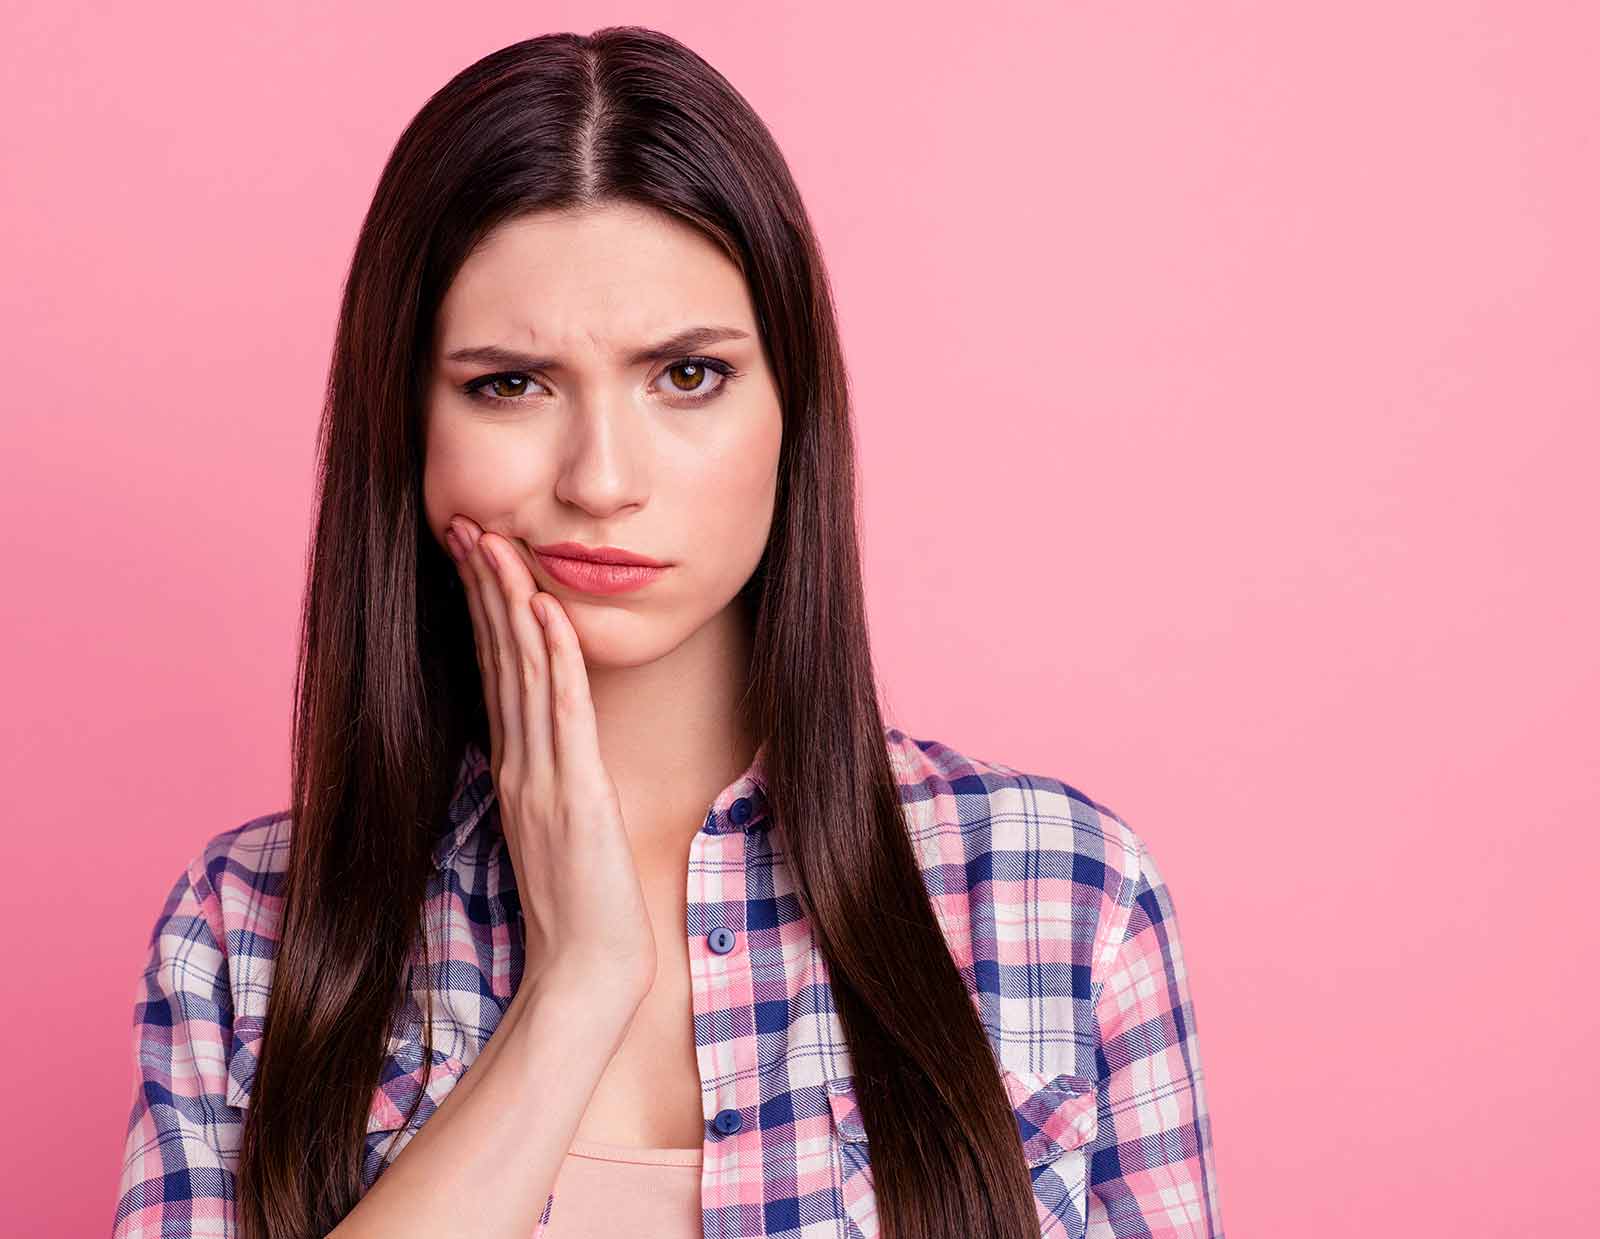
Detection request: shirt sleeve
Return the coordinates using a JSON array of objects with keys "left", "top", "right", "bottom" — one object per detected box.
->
[
  {"left": 113, "top": 860, "right": 242, "bottom": 1239},
  {"left": 1084, "top": 836, "right": 1225, "bottom": 1238}
]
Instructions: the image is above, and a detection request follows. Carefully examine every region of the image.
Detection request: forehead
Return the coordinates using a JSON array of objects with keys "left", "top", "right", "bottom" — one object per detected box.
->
[{"left": 435, "top": 202, "right": 755, "bottom": 352}]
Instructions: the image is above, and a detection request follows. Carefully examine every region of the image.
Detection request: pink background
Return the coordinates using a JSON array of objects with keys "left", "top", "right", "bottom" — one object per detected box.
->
[{"left": 3, "top": 3, "right": 1595, "bottom": 1235}]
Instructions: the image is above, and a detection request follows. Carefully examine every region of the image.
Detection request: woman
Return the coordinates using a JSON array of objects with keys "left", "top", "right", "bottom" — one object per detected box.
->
[{"left": 113, "top": 26, "right": 1222, "bottom": 1239}]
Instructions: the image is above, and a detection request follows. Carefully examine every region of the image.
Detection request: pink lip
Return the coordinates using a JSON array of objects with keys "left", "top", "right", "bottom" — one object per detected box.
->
[
  {"left": 532, "top": 541, "right": 666, "bottom": 567},
  {"left": 533, "top": 550, "right": 670, "bottom": 595}
]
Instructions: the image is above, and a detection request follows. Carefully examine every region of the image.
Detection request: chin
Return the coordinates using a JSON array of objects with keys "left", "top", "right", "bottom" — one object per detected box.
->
[{"left": 557, "top": 602, "right": 695, "bottom": 670}]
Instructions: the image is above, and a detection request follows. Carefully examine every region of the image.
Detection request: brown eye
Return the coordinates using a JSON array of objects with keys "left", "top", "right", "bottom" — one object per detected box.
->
[
  {"left": 462, "top": 372, "right": 541, "bottom": 406},
  {"left": 668, "top": 361, "right": 709, "bottom": 392},
  {"left": 655, "top": 356, "right": 739, "bottom": 404},
  {"left": 488, "top": 376, "right": 531, "bottom": 398}
]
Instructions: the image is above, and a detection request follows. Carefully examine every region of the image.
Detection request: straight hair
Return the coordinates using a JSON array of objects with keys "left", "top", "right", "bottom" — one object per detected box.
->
[{"left": 236, "top": 26, "right": 1042, "bottom": 1239}]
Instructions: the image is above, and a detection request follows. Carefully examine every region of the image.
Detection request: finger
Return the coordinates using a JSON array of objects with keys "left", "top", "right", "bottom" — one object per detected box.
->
[
  {"left": 532, "top": 594, "right": 609, "bottom": 795},
  {"left": 449, "top": 522, "right": 503, "bottom": 770},
  {"left": 477, "top": 533, "right": 556, "bottom": 796},
  {"left": 464, "top": 525, "right": 525, "bottom": 770}
]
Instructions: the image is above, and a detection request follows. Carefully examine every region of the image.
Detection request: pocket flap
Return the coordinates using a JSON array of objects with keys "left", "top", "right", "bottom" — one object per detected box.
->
[
  {"left": 826, "top": 1067, "right": 1099, "bottom": 1167},
  {"left": 1000, "top": 1068, "right": 1099, "bottom": 1167},
  {"left": 824, "top": 1074, "right": 869, "bottom": 1143},
  {"left": 366, "top": 1035, "right": 466, "bottom": 1134}
]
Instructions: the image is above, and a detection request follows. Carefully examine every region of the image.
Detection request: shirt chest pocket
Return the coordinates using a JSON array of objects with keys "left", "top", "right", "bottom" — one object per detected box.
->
[
  {"left": 362, "top": 1035, "right": 469, "bottom": 1187},
  {"left": 826, "top": 1067, "right": 1099, "bottom": 1239}
]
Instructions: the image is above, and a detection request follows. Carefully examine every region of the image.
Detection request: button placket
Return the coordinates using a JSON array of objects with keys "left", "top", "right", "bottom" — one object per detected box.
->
[{"left": 688, "top": 819, "right": 760, "bottom": 1170}]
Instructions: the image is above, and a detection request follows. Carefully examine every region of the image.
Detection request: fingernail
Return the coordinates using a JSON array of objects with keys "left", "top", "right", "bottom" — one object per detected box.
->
[{"left": 444, "top": 527, "right": 465, "bottom": 562}]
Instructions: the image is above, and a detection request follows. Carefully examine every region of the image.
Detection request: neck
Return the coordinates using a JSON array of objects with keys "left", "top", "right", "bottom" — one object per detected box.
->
[{"left": 583, "top": 600, "right": 758, "bottom": 855}]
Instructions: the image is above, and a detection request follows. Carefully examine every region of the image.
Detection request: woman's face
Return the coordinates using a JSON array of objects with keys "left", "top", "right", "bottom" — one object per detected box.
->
[{"left": 422, "top": 202, "right": 783, "bottom": 668}]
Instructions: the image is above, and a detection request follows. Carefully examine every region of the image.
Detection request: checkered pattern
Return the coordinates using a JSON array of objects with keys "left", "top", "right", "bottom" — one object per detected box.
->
[{"left": 114, "top": 724, "right": 1223, "bottom": 1237}]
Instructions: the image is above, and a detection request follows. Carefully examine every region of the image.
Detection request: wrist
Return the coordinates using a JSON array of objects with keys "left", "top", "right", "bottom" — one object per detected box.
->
[{"left": 508, "top": 966, "right": 646, "bottom": 1048}]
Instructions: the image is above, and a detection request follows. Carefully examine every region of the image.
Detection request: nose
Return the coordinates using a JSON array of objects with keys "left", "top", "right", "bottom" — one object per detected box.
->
[{"left": 550, "top": 395, "right": 650, "bottom": 516}]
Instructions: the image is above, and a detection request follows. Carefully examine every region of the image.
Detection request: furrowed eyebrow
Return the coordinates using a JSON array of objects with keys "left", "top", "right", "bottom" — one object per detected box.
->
[{"left": 443, "top": 325, "right": 753, "bottom": 371}]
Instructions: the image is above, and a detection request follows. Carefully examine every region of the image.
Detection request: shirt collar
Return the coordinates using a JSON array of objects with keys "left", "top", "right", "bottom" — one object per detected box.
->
[{"left": 432, "top": 735, "right": 774, "bottom": 871}]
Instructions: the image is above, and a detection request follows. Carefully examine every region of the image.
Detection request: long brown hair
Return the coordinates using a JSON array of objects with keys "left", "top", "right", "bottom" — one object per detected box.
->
[{"left": 238, "top": 26, "right": 1040, "bottom": 1239}]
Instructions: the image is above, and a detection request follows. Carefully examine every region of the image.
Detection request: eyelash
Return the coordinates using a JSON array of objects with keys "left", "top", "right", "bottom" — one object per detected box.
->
[{"left": 460, "top": 356, "right": 742, "bottom": 409}]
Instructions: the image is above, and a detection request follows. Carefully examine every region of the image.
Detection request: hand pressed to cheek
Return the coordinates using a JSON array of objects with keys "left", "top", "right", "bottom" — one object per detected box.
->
[
  {"left": 444, "top": 513, "right": 578, "bottom": 800},
  {"left": 441, "top": 514, "right": 508, "bottom": 766},
  {"left": 422, "top": 499, "right": 656, "bottom": 991}
]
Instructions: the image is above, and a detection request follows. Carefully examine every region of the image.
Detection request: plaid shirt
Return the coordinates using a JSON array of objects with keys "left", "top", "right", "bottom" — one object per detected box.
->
[{"left": 114, "top": 724, "right": 1223, "bottom": 1238}]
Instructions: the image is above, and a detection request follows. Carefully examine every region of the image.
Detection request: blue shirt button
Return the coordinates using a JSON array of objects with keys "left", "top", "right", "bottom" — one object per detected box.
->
[
  {"left": 713, "top": 1107, "right": 743, "bottom": 1135},
  {"left": 707, "top": 926, "right": 737, "bottom": 955},
  {"left": 729, "top": 797, "right": 752, "bottom": 826}
]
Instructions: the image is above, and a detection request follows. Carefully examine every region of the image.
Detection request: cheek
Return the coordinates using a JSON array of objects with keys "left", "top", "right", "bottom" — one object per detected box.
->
[
  {"left": 421, "top": 414, "right": 466, "bottom": 537},
  {"left": 684, "top": 424, "right": 780, "bottom": 566},
  {"left": 421, "top": 421, "right": 541, "bottom": 537}
]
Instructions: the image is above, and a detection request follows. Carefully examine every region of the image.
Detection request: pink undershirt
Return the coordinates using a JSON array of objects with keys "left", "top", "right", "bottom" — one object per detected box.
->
[{"left": 542, "top": 1137, "right": 704, "bottom": 1237}]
